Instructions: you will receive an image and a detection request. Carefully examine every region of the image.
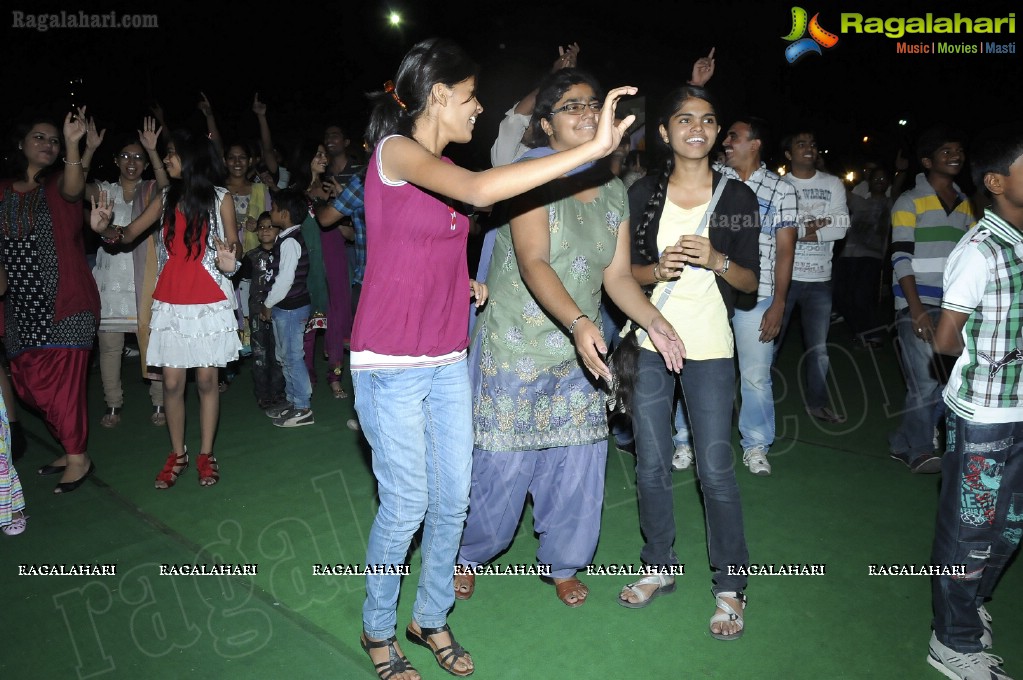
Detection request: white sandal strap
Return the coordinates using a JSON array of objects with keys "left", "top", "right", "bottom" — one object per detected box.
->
[
  {"left": 711, "top": 592, "right": 746, "bottom": 625},
  {"left": 621, "top": 574, "right": 674, "bottom": 601}
]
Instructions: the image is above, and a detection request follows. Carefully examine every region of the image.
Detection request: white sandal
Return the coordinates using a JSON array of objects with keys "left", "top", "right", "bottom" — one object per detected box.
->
[
  {"left": 710, "top": 591, "right": 746, "bottom": 640},
  {"left": 617, "top": 573, "right": 676, "bottom": 609}
]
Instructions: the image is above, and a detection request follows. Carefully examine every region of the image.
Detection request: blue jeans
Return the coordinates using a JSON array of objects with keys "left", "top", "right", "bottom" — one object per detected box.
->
[
  {"left": 271, "top": 305, "right": 312, "bottom": 410},
  {"left": 931, "top": 413, "right": 1023, "bottom": 652},
  {"left": 778, "top": 280, "right": 834, "bottom": 410},
  {"left": 632, "top": 350, "right": 749, "bottom": 595},
  {"left": 889, "top": 306, "right": 945, "bottom": 457},
  {"left": 353, "top": 360, "right": 473, "bottom": 639},
  {"left": 675, "top": 297, "right": 777, "bottom": 452}
]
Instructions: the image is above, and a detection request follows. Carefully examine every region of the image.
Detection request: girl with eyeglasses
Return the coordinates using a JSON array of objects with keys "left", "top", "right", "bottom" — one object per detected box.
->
[
  {"left": 81, "top": 118, "right": 170, "bottom": 430},
  {"left": 353, "top": 38, "right": 635, "bottom": 680},
  {"left": 454, "top": 68, "right": 684, "bottom": 613}
]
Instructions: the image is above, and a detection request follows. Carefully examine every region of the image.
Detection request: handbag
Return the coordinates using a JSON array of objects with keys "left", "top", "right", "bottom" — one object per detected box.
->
[{"left": 606, "top": 177, "right": 730, "bottom": 415}]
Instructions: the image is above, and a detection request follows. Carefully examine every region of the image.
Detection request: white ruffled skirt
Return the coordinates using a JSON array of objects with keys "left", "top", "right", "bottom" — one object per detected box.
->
[{"left": 148, "top": 300, "right": 241, "bottom": 368}]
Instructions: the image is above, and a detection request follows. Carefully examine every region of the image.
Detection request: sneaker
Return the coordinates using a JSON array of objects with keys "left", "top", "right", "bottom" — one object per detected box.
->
[
  {"left": 672, "top": 443, "right": 694, "bottom": 471},
  {"left": 122, "top": 346, "right": 141, "bottom": 358},
  {"left": 806, "top": 406, "right": 847, "bottom": 424},
  {"left": 265, "top": 402, "right": 293, "bottom": 419},
  {"left": 979, "top": 605, "right": 993, "bottom": 650},
  {"left": 926, "top": 632, "right": 1011, "bottom": 679},
  {"left": 742, "top": 445, "right": 771, "bottom": 476},
  {"left": 273, "top": 408, "right": 314, "bottom": 428},
  {"left": 890, "top": 450, "right": 943, "bottom": 474},
  {"left": 346, "top": 418, "right": 361, "bottom": 432}
]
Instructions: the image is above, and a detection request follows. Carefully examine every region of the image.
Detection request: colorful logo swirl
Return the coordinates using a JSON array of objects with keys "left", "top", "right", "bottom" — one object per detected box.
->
[{"left": 783, "top": 7, "right": 839, "bottom": 63}]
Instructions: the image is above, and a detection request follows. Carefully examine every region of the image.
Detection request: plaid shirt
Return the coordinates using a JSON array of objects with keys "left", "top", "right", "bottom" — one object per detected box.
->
[
  {"left": 942, "top": 209, "right": 1023, "bottom": 423},
  {"left": 331, "top": 173, "right": 367, "bottom": 285},
  {"left": 718, "top": 163, "right": 798, "bottom": 298}
]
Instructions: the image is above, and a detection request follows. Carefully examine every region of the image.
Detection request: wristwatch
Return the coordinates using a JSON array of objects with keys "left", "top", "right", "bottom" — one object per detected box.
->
[{"left": 714, "top": 255, "right": 730, "bottom": 277}]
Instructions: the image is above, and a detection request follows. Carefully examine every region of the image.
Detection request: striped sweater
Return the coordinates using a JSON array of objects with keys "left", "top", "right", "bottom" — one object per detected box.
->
[{"left": 890, "top": 172, "right": 975, "bottom": 310}]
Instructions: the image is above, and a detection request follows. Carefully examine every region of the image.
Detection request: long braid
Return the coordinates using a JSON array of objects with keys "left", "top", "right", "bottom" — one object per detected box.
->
[{"left": 633, "top": 157, "right": 673, "bottom": 264}]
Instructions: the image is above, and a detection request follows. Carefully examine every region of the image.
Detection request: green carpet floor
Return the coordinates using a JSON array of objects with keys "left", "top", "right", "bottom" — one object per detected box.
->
[{"left": 1, "top": 322, "right": 1020, "bottom": 680}]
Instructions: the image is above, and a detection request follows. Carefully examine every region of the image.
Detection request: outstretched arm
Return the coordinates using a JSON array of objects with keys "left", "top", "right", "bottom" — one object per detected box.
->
[{"left": 386, "top": 86, "right": 637, "bottom": 208}]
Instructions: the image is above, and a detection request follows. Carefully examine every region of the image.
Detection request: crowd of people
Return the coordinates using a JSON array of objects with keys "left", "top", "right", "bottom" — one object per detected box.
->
[{"left": 1, "top": 37, "right": 1021, "bottom": 680}]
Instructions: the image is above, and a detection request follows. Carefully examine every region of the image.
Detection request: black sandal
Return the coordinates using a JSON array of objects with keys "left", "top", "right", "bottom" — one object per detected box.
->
[
  {"left": 360, "top": 633, "right": 417, "bottom": 680},
  {"left": 405, "top": 622, "right": 474, "bottom": 677}
]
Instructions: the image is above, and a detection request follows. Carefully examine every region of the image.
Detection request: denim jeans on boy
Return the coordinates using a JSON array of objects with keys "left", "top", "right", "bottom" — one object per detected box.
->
[
  {"left": 250, "top": 316, "right": 285, "bottom": 403},
  {"left": 271, "top": 305, "right": 312, "bottom": 410},
  {"left": 632, "top": 349, "right": 749, "bottom": 595},
  {"left": 931, "top": 413, "right": 1023, "bottom": 652},
  {"left": 353, "top": 360, "right": 473, "bottom": 639},
  {"left": 675, "top": 296, "right": 776, "bottom": 452},
  {"left": 778, "top": 280, "right": 834, "bottom": 411},
  {"left": 889, "top": 306, "right": 945, "bottom": 458}
]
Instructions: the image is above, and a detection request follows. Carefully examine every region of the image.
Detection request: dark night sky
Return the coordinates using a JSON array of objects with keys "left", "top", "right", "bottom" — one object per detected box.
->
[{"left": 3, "top": 0, "right": 1020, "bottom": 186}]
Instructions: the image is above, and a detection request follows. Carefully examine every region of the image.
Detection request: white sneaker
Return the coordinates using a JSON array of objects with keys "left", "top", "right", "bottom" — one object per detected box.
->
[
  {"left": 979, "top": 605, "right": 993, "bottom": 650},
  {"left": 743, "top": 445, "right": 771, "bottom": 476},
  {"left": 273, "top": 408, "right": 314, "bottom": 428},
  {"left": 927, "top": 632, "right": 1012, "bottom": 679},
  {"left": 672, "top": 444, "right": 694, "bottom": 471}
]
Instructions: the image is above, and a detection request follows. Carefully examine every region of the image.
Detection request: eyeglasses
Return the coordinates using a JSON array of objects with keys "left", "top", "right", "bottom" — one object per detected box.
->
[
  {"left": 550, "top": 101, "right": 602, "bottom": 115},
  {"left": 118, "top": 153, "right": 146, "bottom": 161}
]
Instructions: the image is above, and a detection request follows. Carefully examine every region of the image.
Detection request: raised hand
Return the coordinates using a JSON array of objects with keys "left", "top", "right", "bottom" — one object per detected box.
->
[
  {"left": 252, "top": 93, "right": 266, "bottom": 117},
  {"left": 198, "top": 92, "right": 213, "bottom": 117},
  {"left": 552, "top": 42, "right": 580, "bottom": 71},
  {"left": 85, "top": 116, "right": 106, "bottom": 151},
  {"left": 689, "top": 47, "right": 716, "bottom": 87},
  {"left": 138, "top": 116, "right": 162, "bottom": 151},
  {"left": 64, "top": 106, "right": 89, "bottom": 145},
  {"left": 593, "top": 86, "right": 638, "bottom": 156},
  {"left": 89, "top": 191, "right": 114, "bottom": 232}
]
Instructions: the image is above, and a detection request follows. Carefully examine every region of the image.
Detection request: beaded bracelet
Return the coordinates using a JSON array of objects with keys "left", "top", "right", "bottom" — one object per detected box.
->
[
  {"left": 568, "top": 314, "right": 588, "bottom": 335},
  {"left": 63, "top": 158, "right": 82, "bottom": 166},
  {"left": 101, "top": 227, "right": 124, "bottom": 245}
]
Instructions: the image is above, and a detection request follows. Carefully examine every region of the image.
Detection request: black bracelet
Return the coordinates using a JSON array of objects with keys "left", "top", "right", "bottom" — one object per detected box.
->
[{"left": 568, "top": 314, "right": 587, "bottom": 335}]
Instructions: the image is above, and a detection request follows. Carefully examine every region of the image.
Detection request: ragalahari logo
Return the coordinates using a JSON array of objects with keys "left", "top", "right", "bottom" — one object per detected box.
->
[{"left": 783, "top": 7, "right": 839, "bottom": 63}]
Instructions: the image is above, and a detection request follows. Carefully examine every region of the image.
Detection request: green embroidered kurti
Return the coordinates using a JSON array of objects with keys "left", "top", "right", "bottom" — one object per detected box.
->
[{"left": 471, "top": 177, "right": 628, "bottom": 451}]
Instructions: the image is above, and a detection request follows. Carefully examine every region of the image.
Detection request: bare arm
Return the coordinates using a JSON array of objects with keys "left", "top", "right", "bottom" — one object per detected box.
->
[
  {"left": 761, "top": 226, "right": 795, "bottom": 341},
  {"left": 253, "top": 94, "right": 278, "bottom": 174},
  {"left": 138, "top": 116, "right": 170, "bottom": 189},
  {"left": 198, "top": 92, "right": 223, "bottom": 159},
  {"left": 933, "top": 309, "right": 968, "bottom": 355},
  {"left": 383, "top": 87, "right": 636, "bottom": 208},
  {"left": 59, "top": 109, "right": 89, "bottom": 201}
]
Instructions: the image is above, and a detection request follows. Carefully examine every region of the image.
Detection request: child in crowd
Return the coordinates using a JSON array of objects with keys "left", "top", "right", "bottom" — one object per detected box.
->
[
  {"left": 240, "top": 211, "right": 286, "bottom": 411},
  {"left": 91, "top": 129, "right": 242, "bottom": 489},
  {"left": 928, "top": 126, "right": 1023, "bottom": 680},
  {"left": 262, "top": 189, "right": 315, "bottom": 428}
]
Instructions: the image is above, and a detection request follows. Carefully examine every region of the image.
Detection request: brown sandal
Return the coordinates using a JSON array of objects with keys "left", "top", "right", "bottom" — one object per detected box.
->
[
  {"left": 554, "top": 577, "right": 589, "bottom": 608},
  {"left": 453, "top": 570, "right": 475, "bottom": 600}
]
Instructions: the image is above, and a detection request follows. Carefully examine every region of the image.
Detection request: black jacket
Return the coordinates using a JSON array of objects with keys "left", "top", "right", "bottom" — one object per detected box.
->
[{"left": 628, "top": 170, "right": 761, "bottom": 318}]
